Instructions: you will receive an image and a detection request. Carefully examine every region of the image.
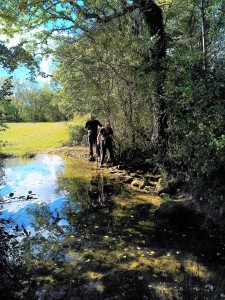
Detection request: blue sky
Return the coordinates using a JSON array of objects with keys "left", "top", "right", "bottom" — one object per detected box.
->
[
  {"left": 0, "top": 67, "right": 32, "bottom": 81},
  {"left": 0, "top": 29, "right": 53, "bottom": 84},
  {"left": 0, "top": 2, "right": 78, "bottom": 84},
  {"left": 0, "top": 56, "right": 52, "bottom": 84}
]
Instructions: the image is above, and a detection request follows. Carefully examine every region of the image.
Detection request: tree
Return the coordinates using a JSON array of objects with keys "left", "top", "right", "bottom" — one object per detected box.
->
[
  {"left": 1, "top": 0, "right": 166, "bottom": 147},
  {"left": 0, "top": 77, "right": 14, "bottom": 124},
  {"left": 0, "top": 36, "right": 40, "bottom": 139},
  {"left": 160, "top": 0, "right": 225, "bottom": 178},
  {"left": 8, "top": 80, "right": 65, "bottom": 122},
  {"left": 2, "top": 0, "right": 224, "bottom": 181},
  {"left": 53, "top": 14, "right": 156, "bottom": 150}
]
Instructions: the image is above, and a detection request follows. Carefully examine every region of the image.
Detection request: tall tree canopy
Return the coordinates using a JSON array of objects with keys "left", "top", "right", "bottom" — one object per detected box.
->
[
  {"left": 1, "top": 0, "right": 225, "bottom": 181},
  {"left": 1, "top": 1, "right": 166, "bottom": 69}
]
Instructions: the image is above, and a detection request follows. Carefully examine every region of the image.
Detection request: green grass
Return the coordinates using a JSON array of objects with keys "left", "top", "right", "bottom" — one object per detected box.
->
[
  {"left": 1, "top": 122, "right": 70, "bottom": 156},
  {"left": 0, "top": 114, "right": 89, "bottom": 156}
]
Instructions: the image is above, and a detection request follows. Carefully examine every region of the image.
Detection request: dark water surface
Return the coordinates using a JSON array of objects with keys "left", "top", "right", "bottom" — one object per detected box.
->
[{"left": 0, "top": 155, "right": 225, "bottom": 300}]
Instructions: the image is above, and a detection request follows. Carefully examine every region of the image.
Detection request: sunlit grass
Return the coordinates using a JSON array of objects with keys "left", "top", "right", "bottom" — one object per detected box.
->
[
  {"left": 0, "top": 114, "right": 89, "bottom": 156},
  {"left": 0, "top": 122, "right": 70, "bottom": 156}
]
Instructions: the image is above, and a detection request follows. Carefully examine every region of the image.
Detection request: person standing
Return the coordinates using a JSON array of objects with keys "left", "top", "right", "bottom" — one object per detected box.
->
[
  {"left": 98, "top": 121, "right": 115, "bottom": 167},
  {"left": 85, "top": 114, "right": 102, "bottom": 161}
]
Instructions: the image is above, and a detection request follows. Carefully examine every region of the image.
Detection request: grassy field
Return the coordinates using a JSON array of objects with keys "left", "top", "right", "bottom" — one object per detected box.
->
[{"left": 0, "top": 115, "right": 88, "bottom": 156}]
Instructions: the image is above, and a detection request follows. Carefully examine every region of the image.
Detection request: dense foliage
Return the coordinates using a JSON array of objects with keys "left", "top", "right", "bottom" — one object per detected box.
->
[
  {"left": 54, "top": 15, "right": 156, "bottom": 151},
  {"left": 164, "top": 0, "right": 225, "bottom": 179},
  {"left": 52, "top": 0, "right": 225, "bottom": 181},
  {"left": 0, "top": 1, "right": 225, "bottom": 297},
  {"left": 0, "top": 79, "right": 65, "bottom": 122},
  {"left": 0, "top": 215, "right": 28, "bottom": 299},
  {"left": 0, "top": 0, "right": 225, "bottom": 181}
]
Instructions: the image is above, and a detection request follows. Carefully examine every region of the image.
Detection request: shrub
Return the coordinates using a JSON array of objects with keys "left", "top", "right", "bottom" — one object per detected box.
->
[{"left": 68, "top": 125, "right": 87, "bottom": 146}]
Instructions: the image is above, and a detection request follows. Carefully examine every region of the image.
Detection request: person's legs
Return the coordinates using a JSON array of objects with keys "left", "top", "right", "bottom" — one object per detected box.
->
[
  {"left": 108, "top": 143, "right": 115, "bottom": 165},
  {"left": 88, "top": 135, "right": 94, "bottom": 157},
  {"left": 89, "top": 135, "right": 98, "bottom": 158},
  {"left": 100, "top": 143, "right": 106, "bottom": 166},
  {"left": 96, "top": 143, "right": 100, "bottom": 158}
]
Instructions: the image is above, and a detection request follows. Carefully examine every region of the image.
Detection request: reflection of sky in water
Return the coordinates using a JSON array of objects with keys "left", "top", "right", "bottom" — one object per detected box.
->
[{"left": 0, "top": 154, "right": 69, "bottom": 228}]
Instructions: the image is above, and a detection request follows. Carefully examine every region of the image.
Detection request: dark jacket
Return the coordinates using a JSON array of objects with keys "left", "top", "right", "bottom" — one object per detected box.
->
[
  {"left": 85, "top": 119, "right": 102, "bottom": 136},
  {"left": 99, "top": 126, "right": 113, "bottom": 145}
]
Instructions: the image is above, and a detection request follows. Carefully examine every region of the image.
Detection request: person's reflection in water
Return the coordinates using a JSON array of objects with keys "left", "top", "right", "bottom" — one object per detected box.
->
[
  {"left": 87, "top": 176, "right": 112, "bottom": 208},
  {"left": 97, "top": 183, "right": 107, "bottom": 207}
]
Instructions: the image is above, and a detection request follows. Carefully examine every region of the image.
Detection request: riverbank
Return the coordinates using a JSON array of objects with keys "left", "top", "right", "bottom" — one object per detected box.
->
[
  {"left": 48, "top": 146, "right": 225, "bottom": 248},
  {"left": 2, "top": 140, "right": 225, "bottom": 233},
  {"left": 1, "top": 147, "right": 225, "bottom": 299},
  {"left": 58, "top": 146, "right": 225, "bottom": 260},
  {"left": 2, "top": 139, "right": 225, "bottom": 230}
]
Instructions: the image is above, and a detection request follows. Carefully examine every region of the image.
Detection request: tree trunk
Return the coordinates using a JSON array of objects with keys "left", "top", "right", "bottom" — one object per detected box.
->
[
  {"left": 137, "top": 1, "right": 167, "bottom": 158},
  {"left": 200, "top": 0, "right": 207, "bottom": 70}
]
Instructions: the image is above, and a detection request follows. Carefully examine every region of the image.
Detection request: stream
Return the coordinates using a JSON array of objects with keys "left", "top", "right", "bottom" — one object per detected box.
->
[{"left": 0, "top": 154, "right": 225, "bottom": 300}]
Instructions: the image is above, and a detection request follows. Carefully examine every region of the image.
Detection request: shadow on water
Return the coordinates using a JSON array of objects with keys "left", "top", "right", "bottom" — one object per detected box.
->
[{"left": 1, "top": 155, "right": 225, "bottom": 299}]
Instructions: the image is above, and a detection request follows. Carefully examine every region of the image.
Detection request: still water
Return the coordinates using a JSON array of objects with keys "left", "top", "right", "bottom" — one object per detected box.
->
[
  {"left": 0, "top": 155, "right": 68, "bottom": 231},
  {"left": 0, "top": 154, "right": 224, "bottom": 300}
]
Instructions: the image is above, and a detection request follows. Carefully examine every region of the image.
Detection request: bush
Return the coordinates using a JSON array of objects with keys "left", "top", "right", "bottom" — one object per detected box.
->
[{"left": 68, "top": 125, "right": 87, "bottom": 146}]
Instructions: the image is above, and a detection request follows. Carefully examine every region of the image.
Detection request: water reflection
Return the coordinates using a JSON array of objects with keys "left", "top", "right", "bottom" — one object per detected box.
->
[
  {"left": 87, "top": 175, "right": 120, "bottom": 208},
  {"left": 0, "top": 154, "right": 67, "bottom": 229},
  {"left": 0, "top": 155, "right": 224, "bottom": 299}
]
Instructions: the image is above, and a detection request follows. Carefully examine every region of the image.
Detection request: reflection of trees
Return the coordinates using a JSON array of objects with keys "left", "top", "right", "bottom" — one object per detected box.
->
[
  {"left": 0, "top": 166, "right": 31, "bottom": 298},
  {"left": 19, "top": 172, "right": 225, "bottom": 300},
  {"left": 0, "top": 217, "right": 29, "bottom": 299}
]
